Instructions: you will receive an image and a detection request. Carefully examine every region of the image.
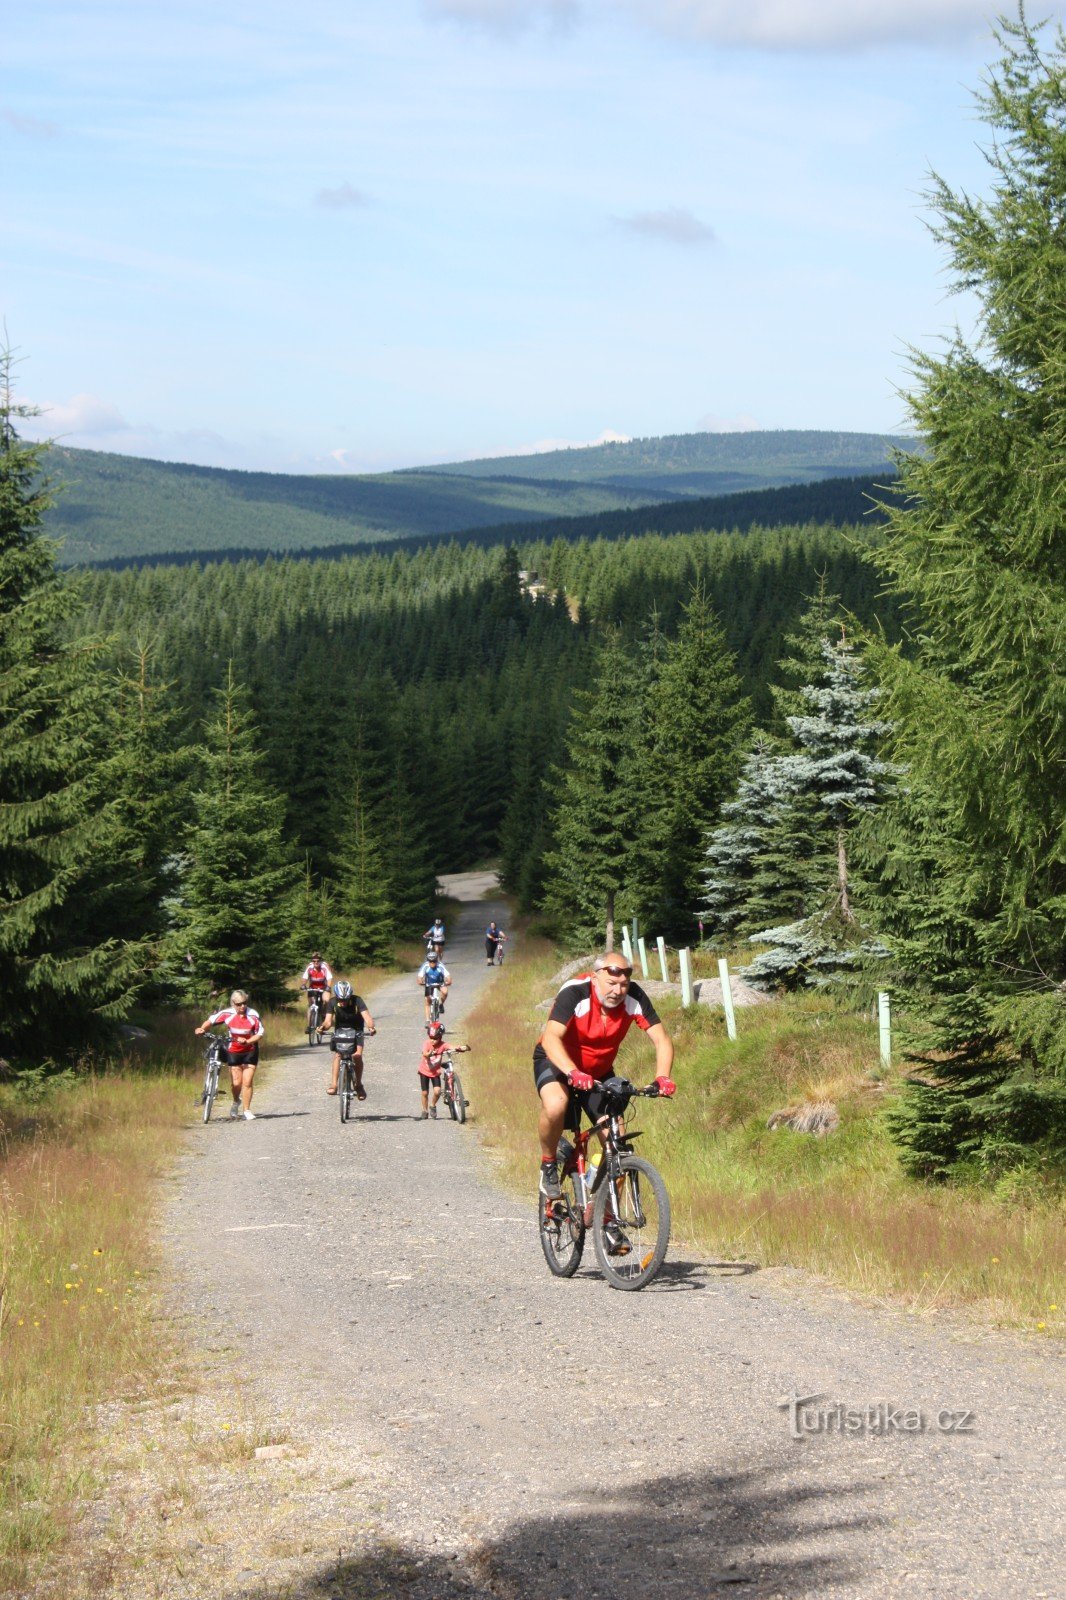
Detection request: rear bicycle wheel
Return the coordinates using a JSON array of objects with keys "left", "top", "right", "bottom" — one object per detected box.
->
[
  {"left": 538, "top": 1171, "right": 585, "bottom": 1277},
  {"left": 450, "top": 1070, "right": 466, "bottom": 1124},
  {"left": 591, "top": 1154, "right": 670, "bottom": 1290}
]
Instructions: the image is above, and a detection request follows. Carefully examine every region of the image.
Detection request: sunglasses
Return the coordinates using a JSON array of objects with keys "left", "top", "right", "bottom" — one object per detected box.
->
[{"left": 601, "top": 965, "right": 632, "bottom": 978}]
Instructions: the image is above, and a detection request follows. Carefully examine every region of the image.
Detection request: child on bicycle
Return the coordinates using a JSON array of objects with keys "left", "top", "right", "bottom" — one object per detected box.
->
[{"left": 418, "top": 1022, "right": 470, "bottom": 1119}]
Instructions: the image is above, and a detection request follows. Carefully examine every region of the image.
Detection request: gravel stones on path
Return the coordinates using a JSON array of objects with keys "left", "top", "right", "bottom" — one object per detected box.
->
[{"left": 64, "top": 893, "right": 1065, "bottom": 1600}]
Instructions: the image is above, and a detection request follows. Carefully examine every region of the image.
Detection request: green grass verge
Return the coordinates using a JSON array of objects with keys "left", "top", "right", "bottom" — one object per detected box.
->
[{"left": 461, "top": 937, "right": 1064, "bottom": 1331}]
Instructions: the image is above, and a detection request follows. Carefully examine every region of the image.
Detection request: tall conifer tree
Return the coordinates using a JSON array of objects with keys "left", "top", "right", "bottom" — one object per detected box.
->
[
  {"left": 0, "top": 358, "right": 139, "bottom": 1064},
  {"left": 174, "top": 664, "right": 296, "bottom": 1004},
  {"left": 865, "top": 11, "right": 1066, "bottom": 1174}
]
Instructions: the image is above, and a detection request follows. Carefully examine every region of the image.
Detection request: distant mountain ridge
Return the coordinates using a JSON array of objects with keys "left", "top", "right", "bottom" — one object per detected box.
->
[{"left": 41, "top": 429, "right": 912, "bottom": 565}]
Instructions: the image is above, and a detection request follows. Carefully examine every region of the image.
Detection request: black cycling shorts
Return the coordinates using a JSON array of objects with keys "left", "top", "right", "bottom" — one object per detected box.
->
[
  {"left": 532, "top": 1056, "right": 613, "bottom": 1131},
  {"left": 418, "top": 1071, "right": 440, "bottom": 1093},
  {"left": 225, "top": 1044, "right": 259, "bottom": 1068}
]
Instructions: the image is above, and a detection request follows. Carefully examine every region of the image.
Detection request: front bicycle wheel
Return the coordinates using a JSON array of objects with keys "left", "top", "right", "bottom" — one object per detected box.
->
[
  {"left": 591, "top": 1154, "right": 670, "bottom": 1290},
  {"left": 443, "top": 1071, "right": 457, "bottom": 1120},
  {"left": 450, "top": 1070, "right": 466, "bottom": 1124},
  {"left": 202, "top": 1055, "right": 219, "bottom": 1123},
  {"left": 307, "top": 1007, "right": 318, "bottom": 1048},
  {"left": 339, "top": 1060, "right": 351, "bottom": 1123},
  {"left": 538, "top": 1171, "right": 585, "bottom": 1277}
]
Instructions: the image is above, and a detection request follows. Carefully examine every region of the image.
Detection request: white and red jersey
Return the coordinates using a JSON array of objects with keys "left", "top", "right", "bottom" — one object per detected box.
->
[
  {"left": 207, "top": 1007, "right": 263, "bottom": 1056},
  {"left": 533, "top": 975, "right": 660, "bottom": 1081},
  {"left": 301, "top": 961, "right": 333, "bottom": 991}
]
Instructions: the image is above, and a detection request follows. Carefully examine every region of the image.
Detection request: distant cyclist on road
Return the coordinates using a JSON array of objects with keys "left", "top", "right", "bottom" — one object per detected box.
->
[
  {"left": 423, "top": 918, "right": 446, "bottom": 957},
  {"left": 194, "top": 989, "right": 265, "bottom": 1121},
  {"left": 417, "top": 952, "right": 452, "bottom": 1024},
  {"left": 300, "top": 953, "right": 333, "bottom": 1036},
  {"left": 534, "top": 953, "right": 675, "bottom": 1199},
  {"left": 484, "top": 920, "right": 505, "bottom": 966},
  {"left": 323, "top": 980, "right": 376, "bottom": 1099}
]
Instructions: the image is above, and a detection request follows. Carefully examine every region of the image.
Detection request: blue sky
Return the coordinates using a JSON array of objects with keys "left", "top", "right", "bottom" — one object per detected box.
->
[{"left": 2, "top": 1, "right": 1055, "bottom": 472}]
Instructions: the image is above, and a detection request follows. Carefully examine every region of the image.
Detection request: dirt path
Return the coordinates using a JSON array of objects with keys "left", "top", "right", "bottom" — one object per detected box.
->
[{"left": 82, "top": 884, "right": 1063, "bottom": 1600}]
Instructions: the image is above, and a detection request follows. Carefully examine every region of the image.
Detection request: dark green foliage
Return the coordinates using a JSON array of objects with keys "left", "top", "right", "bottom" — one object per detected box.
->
[
  {"left": 866, "top": 11, "right": 1066, "bottom": 1177},
  {"left": 540, "top": 632, "right": 643, "bottom": 948},
  {"left": 330, "top": 782, "right": 396, "bottom": 968},
  {"left": 0, "top": 364, "right": 141, "bottom": 1066},
  {"left": 630, "top": 584, "right": 750, "bottom": 938},
  {"left": 172, "top": 666, "right": 297, "bottom": 1005}
]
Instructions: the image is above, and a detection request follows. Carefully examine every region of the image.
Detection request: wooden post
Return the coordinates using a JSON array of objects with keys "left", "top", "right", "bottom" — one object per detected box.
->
[
  {"left": 878, "top": 991, "right": 891, "bottom": 1072},
  {"left": 637, "top": 937, "right": 650, "bottom": 978},
  {"left": 656, "top": 936, "right": 668, "bottom": 982},
  {"left": 679, "top": 947, "right": 693, "bottom": 1007},
  {"left": 718, "top": 957, "right": 737, "bottom": 1041},
  {"left": 621, "top": 926, "right": 634, "bottom": 963}
]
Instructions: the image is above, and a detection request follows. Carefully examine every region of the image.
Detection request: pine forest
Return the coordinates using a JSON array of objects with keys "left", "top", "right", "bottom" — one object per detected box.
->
[{"left": 1, "top": 13, "right": 1064, "bottom": 1192}]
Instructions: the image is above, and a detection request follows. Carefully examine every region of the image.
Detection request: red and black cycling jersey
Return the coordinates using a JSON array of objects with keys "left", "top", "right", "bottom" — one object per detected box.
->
[{"left": 533, "top": 974, "right": 661, "bottom": 1081}]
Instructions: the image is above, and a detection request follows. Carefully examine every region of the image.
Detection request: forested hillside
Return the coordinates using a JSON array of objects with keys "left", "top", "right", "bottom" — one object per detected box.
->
[
  {"left": 42, "top": 431, "right": 904, "bottom": 565},
  {"left": 426, "top": 428, "right": 909, "bottom": 492}
]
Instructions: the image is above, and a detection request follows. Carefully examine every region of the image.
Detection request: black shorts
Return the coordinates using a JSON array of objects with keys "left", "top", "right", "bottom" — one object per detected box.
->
[
  {"left": 225, "top": 1045, "right": 259, "bottom": 1068},
  {"left": 418, "top": 1072, "right": 440, "bottom": 1093},
  {"left": 532, "top": 1055, "right": 613, "bottom": 1131}
]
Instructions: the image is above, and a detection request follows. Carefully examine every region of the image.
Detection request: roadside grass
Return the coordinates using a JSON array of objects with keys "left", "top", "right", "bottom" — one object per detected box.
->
[
  {"left": 461, "top": 939, "right": 1064, "bottom": 1331},
  {"left": 0, "top": 993, "right": 319, "bottom": 1594}
]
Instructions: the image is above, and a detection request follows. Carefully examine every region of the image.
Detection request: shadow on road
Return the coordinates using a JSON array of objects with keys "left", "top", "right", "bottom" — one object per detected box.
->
[{"left": 239, "top": 1464, "right": 876, "bottom": 1598}]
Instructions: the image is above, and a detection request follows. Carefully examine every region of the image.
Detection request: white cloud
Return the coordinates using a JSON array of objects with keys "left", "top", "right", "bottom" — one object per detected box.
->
[
  {"left": 314, "top": 182, "right": 370, "bottom": 209},
  {"left": 424, "top": 0, "right": 578, "bottom": 36},
  {"left": 614, "top": 206, "right": 715, "bottom": 245},
  {"left": 24, "top": 393, "right": 129, "bottom": 439},
  {"left": 695, "top": 412, "right": 762, "bottom": 433},
  {"left": 1, "top": 107, "right": 59, "bottom": 138},
  {"left": 628, "top": 0, "right": 995, "bottom": 51}
]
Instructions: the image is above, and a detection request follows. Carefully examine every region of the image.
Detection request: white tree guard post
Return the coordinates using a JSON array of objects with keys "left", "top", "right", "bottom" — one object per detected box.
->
[
  {"left": 656, "top": 936, "right": 669, "bottom": 982},
  {"left": 878, "top": 991, "right": 891, "bottom": 1072},
  {"left": 637, "top": 936, "right": 650, "bottom": 978},
  {"left": 679, "top": 948, "right": 693, "bottom": 1007},
  {"left": 631, "top": 919, "right": 639, "bottom": 957},
  {"left": 621, "top": 926, "right": 634, "bottom": 963},
  {"left": 718, "top": 957, "right": 738, "bottom": 1041}
]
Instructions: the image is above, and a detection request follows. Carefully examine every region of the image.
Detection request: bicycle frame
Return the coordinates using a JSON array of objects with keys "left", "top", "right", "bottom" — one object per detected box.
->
[{"left": 559, "top": 1108, "right": 641, "bottom": 1227}]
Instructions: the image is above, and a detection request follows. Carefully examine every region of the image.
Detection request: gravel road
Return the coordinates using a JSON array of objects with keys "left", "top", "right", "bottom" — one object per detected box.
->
[{"left": 159, "top": 885, "right": 1064, "bottom": 1600}]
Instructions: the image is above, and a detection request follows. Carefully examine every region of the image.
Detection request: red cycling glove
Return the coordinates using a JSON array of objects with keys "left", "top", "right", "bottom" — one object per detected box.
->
[
  {"left": 653, "top": 1076, "right": 677, "bottom": 1097},
  {"left": 569, "top": 1070, "right": 595, "bottom": 1092}
]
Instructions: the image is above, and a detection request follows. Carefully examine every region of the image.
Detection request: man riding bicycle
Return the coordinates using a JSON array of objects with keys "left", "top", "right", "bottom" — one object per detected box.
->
[
  {"left": 417, "top": 953, "right": 452, "bottom": 1024},
  {"left": 534, "top": 952, "right": 675, "bottom": 1200},
  {"left": 323, "top": 980, "right": 376, "bottom": 1099},
  {"left": 423, "top": 918, "right": 446, "bottom": 956},
  {"left": 300, "top": 953, "right": 334, "bottom": 1035}
]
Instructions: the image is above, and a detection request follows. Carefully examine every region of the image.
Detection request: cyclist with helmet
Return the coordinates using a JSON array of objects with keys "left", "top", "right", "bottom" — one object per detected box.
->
[
  {"left": 417, "top": 952, "right": 452, "bottom": 1024},
  {"left": 300, "top": 953, "right": 334, "bottom": 1036},
  {"left": 194, "top": 989, "right": 265, "bottom": 1121},
  {"left": 322, "top": 980, "right": 376, "bottom": 1098},
  {"left": 423, "top": 917, "right": 446, "bottom": 957},
  {"left": 534, "top": 952, "right": 676, "bottom": 1199},
  {"left": 418, "top": 1022, "right": 471, "bottom": 1119}
]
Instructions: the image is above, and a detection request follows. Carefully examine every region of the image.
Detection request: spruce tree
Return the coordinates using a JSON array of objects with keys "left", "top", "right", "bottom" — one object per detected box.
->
[
  {"left": 631, "top": 584, "right": 749, "bottom": 938},
  {"left": 173, "top": 664, "right": 297, "bottom": 1005},
  {"left": 540, "top": 631, "right": 643, "bottom": 948},
  {"left": 0, "top": 358, "right": 140, "bottom": 1065},
  {"left": 330, "top": 780, "right": 395, "bottom": 967},
  {"left": 866, "top": 11, "right": 1066, "bottom": 1174},
  {"left": 743, "top": 639, "right": 893, "bottom": 989}
]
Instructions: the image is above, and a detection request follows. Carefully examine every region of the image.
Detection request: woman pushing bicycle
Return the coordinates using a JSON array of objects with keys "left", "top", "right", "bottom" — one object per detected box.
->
[{"left": 194, "top": 989, "right": 265, "bottom": 1120}]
